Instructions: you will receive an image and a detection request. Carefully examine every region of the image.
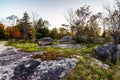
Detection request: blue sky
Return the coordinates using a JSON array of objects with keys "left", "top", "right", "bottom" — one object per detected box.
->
[{"left": 0, "top": 0, "right": 114, "bottom": 28}]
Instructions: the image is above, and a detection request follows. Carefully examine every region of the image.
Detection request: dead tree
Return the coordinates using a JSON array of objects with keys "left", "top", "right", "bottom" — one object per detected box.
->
[{"left": 104, "top": 0, "right": 120, "bottom": 44}]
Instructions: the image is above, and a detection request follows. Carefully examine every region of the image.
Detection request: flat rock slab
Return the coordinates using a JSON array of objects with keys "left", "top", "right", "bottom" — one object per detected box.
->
[
  {"left": 0, "top": 47, "right": 78, "bottom": 80},
  {"left": 55, "top": 44, "right": 86, "bottom": 48},
  {"left": 37, "top": 44, "right": 86, "bottom": 49}
]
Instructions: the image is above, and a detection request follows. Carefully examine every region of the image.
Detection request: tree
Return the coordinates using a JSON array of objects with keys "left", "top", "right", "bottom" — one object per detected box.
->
[
  {"left": 66, "top": 6, "right": 102, "bottom": 43},
  {"left": 86, "top": 14, "right": 101, "bottom": 37},
  {"left": 66, "top": 6, "right": 91, "bottom": 38},
  {"left": 0, "top": 23, "right": 5, "bottom": 39},
  {"left": 17, "top": 12, "right": 30, "bottom": 40},
  {"left": 50, "top": 28, "right": 58, "bottom": 39},
  {"left": 4, "top": 26, "right": 21, "bottom": 39},
  {"left": 23, "top": 12, "right": 30, "bottom": 40},
  {"left": 12, "top": 27, "right": 21, "bottom": 39},
  {"left": 31, "top": 12, "right": 39, "bottom": 41},
  {"left": 36, "top": 18, "right": 50, "bottom": 38},
  {"left": 6, "top": 15, "right": 18, "bottom": 26},
  {"left": 58, "top": 27, "right": 68, "bottom": 39},
  {"left": 104, "top": 0, "right": 120, "bottom": 44}
]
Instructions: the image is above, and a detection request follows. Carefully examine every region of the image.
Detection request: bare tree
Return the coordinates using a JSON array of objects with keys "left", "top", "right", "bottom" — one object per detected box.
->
[
  {"left": 104, "top": 0, "right": 120, "bottom": 44},
  {"left": 65, "top": 9, "right": 76, "bottom": 35},
  {"left": 66, "top": 5, "right": 91, "bottom": 37},
  {"left": 31, "top": 12, "right": 39, "bottom": 42},
  {"left": 87, "top": 13, "right": 101, "bottom": 37},
  {"left": 6, "top": 15, "right": 18, "bottom": 26}
]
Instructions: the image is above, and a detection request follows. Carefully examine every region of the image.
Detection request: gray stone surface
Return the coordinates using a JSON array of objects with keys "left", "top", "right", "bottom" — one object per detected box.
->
[
  {"left": 37, "top": 37, "right": 53, "bottom": 46},
  {"left": 94, "top": 43, "right": 117, "bottom": 64},
  {"left": 60, "top": 36, "right": 75, "bottom": 44},
  {"left": 55, "top": 44, "right": 86, "bottom": 49},
  {"left": 0, "top": 47, "right": 78, "bottom": 80}
]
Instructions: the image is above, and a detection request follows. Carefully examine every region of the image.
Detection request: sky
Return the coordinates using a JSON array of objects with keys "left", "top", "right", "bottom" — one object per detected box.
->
[{"left": 0, "top": 0, "right": 115, "bottom": 29}]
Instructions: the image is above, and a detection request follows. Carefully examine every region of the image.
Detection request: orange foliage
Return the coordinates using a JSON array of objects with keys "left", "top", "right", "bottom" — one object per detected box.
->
[
  {"left": 13, "top": 30, "right": 21, "bottom": 38},
  {"left": 66, "top": 31, "right": 73, "bottom": 36},
  {"left": 4, "top": 27, "right": 21, "bottom": 38},
  {"left": 0, "top": 23, "right": 4, "bottom": 28}
]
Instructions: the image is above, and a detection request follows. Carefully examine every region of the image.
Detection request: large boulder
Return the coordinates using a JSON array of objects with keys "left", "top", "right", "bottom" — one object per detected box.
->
[
  {"left": 0, "top": 47, "right": 78, "bottom": 80},
  {"left": 37, "top": 37, "right": 53, "bottom": 46},
  {"left": 93, "top": 43, "right": 118, "bottom": 64},
  {"left": 60, "top": 36, "right": 75, "bottom": 44}
]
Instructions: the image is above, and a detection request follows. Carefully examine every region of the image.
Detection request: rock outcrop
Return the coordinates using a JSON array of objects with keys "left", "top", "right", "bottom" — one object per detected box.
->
[
  {"left": 0, "top": 47, "right": 77, "bottom": 80},
  {"left": 55, "top": 44, "right": 86, "bottom": 49}
]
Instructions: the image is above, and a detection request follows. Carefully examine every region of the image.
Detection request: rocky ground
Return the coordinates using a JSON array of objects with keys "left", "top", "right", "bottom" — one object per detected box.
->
[
  {"left": 0, "top": 43, "right": 78, "bottom": 80},
  {"left": 0, "top": 42, "right": 111, "bottom": 80}
]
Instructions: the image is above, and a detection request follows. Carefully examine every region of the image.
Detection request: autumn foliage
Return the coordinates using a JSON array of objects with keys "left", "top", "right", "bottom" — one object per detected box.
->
[
  {"left": 13, "top": 28, "right": 21, "bottom": 38},
  {"left": 4, "top": 27, "right": 21, "bottom": 39},
  {"left": 0, "top": 23, "right": 5, "bottom": 39}
]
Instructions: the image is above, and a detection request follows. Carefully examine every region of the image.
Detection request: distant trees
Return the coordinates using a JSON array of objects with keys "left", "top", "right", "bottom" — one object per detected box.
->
[
  {"left": 66, "top": 6, "right": 91, "bottom": 37},
  {"left": 58, "top": 27, "right": 68, "bottom": 39},
  {"left": 66, "top": 6, "right": 101, "bottom": 43},
  {"left": 15, "top": 12, "right": 36, "bottom": 40},
  {"left": 4, "top": 27, "right": 21, "bottom": 39},
  {"left": 31, "top": 12, "right": 39, "bottom": 42},
  {"left": 6, "top": 15, "right": 18, "bottom": 26},
  {"left": 21, "top": 12, "right": 30, "bottom": 40},
  {"left": 0, "top": 23, "right": 5, "bottom": 39},
  {"left": 36, "top": 18, "right": 50, "bottom": 38},
  {"left": 12, "top": 27, "right": 21, "bottom": 39},
  {"left": 50, "top": 28, "right": 58, "bottom": 39},
  {"left": 0, "top": 5, "right": 116, "bottom": 43},
  {"left": 86, "top": 13, "right": 101, "bottom": 37}
]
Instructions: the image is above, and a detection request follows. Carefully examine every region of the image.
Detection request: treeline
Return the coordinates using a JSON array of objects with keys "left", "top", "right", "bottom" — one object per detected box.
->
[
  {"left": 1, "top": 1, "right": 119, "bottom": 44},
  {"left": 0, "top": 12, "right": 72, "bottom": 41}
]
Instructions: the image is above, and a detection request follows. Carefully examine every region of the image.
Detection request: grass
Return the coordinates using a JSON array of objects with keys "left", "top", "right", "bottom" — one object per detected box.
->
[
  {"left": 63, "top": 55, "right": 113, "bottom": 80},
  {"left": 5, "top": 41, "right": 42, "bottom": 52},
  {"left": 7, "top": 40, "right": 116, "bottom": 80},
  {"left": 5, "top": 40, "right": 81, "bottom": 60}
]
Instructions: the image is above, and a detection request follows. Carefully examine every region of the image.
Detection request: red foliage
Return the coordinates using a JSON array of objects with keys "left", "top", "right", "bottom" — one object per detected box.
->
[
  {"left": 4, "top": 27, "right": 21, "bottom": 39},
  {"left": 13, "top": 30, "right": 21, "bottom": 38}
]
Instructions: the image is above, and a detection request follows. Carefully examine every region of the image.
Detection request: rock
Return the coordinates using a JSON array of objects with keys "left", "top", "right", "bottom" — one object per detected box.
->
[
  {"left": 37, "top": 37, "right": 53, "bottom": 46},
  {"left": 0, "top": 47, "right": 78, "bottom": 80},
  {"left": 94, "top": 43, "right": 117, "bottom": 64},
  {"left": 60, "top": 36, "right": 75, "bottom": 44},
  {"left": 92, "top": 58, "right": 110, "bottom": 69},
  {"left": 55, "top": 44, "right": 86, "bottom": 48},
  {"left": 10, "top": 59, "right": 40, "bottom": 80},
  {"left": 31, "top": 58, "right": 78, "bottom": 80}
]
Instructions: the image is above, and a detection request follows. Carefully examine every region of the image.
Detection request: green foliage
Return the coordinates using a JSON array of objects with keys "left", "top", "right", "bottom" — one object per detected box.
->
[
  {"left": 16, "top": 12, "right": 30, "bottom": 40},
  {"left": 50, "top": 28, "right": 59, "bottom": 39},
  {"left": 5, "top": 40, "right": 41, "bottom": 52},
  {"left": 36, "top": 18, "right": 50, "bottom": 38},
  {"left": 63, "top": 55, "right": 113, "bottom": 80}
]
